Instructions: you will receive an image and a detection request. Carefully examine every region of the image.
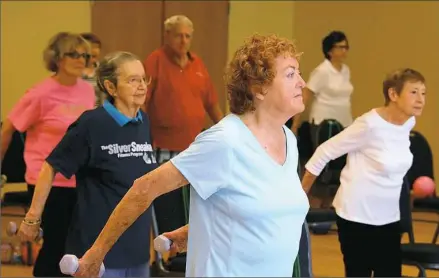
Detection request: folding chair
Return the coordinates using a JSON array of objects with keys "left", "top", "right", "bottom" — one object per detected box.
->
[
  {"left": 400, "top": 177, "right": 439, "bottom": 277},
  {"left": 407, "top": 130, "right": 439, "bottom": 244}
]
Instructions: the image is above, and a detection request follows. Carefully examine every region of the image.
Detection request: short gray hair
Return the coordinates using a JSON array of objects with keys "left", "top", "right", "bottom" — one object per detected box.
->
[
  {"left": 96, "top": 51, "right": 140, "bottom": 102},
  {"left": 164, "top": 15, "right": 194, "bottom": 32}
]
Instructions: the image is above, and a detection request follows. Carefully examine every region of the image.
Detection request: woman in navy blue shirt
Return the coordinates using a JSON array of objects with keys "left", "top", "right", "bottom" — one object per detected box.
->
[{"left": 18, "top": 51, "right": 156, "bottom": 278}]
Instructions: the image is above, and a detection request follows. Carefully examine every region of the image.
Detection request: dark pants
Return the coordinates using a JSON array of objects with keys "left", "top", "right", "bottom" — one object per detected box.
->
[
  {"left": 28, "top": 185, "right": 77, "bottom": 277},
  {"left": 336, "top": 215, "right": 402, "bottom": 277}
]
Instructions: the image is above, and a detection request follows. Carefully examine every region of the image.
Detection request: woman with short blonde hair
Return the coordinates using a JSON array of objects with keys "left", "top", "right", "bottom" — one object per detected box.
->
[
  {"left": 303, "top": 68, "right": 427, "bottom": 277},
  {"left": 1, "top": 31, "right": 95, "bottom": 277}
]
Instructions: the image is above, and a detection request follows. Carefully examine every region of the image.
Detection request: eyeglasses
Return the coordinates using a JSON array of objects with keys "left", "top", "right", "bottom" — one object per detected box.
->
[
  {"left": 333, "top": 45, "right": 350, "bottom": 50},
  {"left": 64, "top": 51, "right": 91, "bottom": 62},
  {"left": 126, "top": 76, "right": 151, "bottom": 87}
]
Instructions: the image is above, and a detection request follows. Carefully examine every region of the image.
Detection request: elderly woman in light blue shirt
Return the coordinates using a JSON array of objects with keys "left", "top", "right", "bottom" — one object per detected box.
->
[{"left": 72, "top": 33, "right": 310, "bottom": 277}]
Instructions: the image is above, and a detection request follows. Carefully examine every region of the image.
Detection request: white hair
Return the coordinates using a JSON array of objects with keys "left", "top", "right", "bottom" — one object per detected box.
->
[{"left": 164, "top": 15, "right": 194, "bottom": 32}]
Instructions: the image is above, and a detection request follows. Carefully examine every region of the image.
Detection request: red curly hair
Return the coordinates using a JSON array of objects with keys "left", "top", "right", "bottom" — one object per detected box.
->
[{"left": 225, "top": 33, "right": 301, "bottom": 115}]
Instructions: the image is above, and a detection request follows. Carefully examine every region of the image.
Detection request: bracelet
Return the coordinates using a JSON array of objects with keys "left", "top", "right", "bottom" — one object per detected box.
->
[{"left": 22, "top": 218, "right": 41, "bottom": 225}]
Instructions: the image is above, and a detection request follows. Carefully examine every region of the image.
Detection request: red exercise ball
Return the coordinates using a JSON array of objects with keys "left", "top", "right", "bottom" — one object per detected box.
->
[{"left": 413, "top": 176, "right": 435, "bottom": 197}]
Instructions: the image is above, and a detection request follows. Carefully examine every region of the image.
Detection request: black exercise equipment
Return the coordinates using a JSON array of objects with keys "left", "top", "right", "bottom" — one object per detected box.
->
[
  {"left": 314, "top": 119, "right": 346, "bottom": 187},
  {"left": 306, "top": 119, "right": 346, "bottom": 235},
  {"left": 406, "top": 130, "right": 439, "bottom": 244},
  {"left": 1, "top": 129, "right": 31, "bottom": 217},
  {"left": 400, "top": 177, "right": 439, "bottom": 277}
]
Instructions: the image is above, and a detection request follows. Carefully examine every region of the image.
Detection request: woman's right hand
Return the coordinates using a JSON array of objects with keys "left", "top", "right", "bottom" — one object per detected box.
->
[
  {"left": 162, "top": 225, "right": 189, "bottom": 256},
  {"left": 18, "top": 220, "right": 41, "bottom": 242}
]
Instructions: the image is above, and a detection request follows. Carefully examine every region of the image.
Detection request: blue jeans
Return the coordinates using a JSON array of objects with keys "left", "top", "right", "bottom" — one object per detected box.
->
[{"left": 103, "top": 262, "right": 150, "bottom": 278}]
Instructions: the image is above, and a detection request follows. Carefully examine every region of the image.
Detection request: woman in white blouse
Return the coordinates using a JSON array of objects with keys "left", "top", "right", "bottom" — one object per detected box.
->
[
  {"left": 292, "top": 30, "right": 352, "bottom": 139},
  {"left": 302, "top": 68, "right": 426, "bottom": 277}
]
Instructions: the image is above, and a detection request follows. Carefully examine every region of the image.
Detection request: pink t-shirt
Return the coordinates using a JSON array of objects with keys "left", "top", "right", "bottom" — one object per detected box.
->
[{"left": 8, "top": 77, "right": 95, "bottom": 187}]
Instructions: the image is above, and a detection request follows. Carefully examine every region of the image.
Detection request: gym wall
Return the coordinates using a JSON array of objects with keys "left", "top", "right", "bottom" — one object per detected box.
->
[
  {"left": 294, "top": 1, "right": 439, "bottom": 187},
  {"left": 227, "top": 1, "right": 295, "bottom": 112}
]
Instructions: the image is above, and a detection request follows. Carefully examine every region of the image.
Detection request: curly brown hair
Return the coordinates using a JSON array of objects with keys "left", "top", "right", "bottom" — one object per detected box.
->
[{"left": 225, "top": 34, "right": 302, "bottom": 115}]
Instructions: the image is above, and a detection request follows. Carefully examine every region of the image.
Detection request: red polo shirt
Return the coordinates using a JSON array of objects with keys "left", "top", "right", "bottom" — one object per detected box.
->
[{"left": 143, "top": 47, "right": 219, "bottom": 151}]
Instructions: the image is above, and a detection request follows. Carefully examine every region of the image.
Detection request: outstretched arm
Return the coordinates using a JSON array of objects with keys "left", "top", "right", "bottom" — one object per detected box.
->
[
  {"left": 302, "top": 117, "right": 370, "bottom": 192},
  {"left": 301, "top": 169, "right": 317, "bottom": 194},
  {"left": 75, "top": 162, "right": 188, "bottom": 277}
]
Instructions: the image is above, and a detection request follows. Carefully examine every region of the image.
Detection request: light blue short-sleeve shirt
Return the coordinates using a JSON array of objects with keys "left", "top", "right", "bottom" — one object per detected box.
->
[{"left": 171, "top": 114, "right": 310, "bottom": 277}]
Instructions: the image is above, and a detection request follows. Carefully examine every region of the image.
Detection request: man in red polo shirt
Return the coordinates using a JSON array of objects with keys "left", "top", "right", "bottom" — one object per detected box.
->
[
  {"left": 143, "top": 15, "right": 224, "bottom": 163},
  {"left": 143, "top": 15, "right": 224, "bottom": 232}
]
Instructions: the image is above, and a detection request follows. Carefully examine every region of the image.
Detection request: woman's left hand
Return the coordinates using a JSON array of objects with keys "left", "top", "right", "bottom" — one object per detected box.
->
[{"left": 162, "top": 226, "right": 189, "bottom": 256}]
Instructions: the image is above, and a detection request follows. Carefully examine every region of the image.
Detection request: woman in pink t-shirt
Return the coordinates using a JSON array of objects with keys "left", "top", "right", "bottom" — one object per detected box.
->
[{"left": 0, "top": 32, "right": 95, "bottom": 277}]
